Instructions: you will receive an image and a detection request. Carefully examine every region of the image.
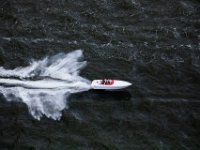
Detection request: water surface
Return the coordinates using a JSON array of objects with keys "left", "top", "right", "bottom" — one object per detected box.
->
[{"left": 0, "top": 0, "right": 200, "bottom": 149}]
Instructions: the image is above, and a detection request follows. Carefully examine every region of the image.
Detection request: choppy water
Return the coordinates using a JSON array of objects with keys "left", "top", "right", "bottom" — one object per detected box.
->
[{"left": 0, "top": 0, "right": 200, "bottom": 149}]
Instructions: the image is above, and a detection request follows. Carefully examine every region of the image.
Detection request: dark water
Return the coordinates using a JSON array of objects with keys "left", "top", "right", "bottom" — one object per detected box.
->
[{"left": 0, "top": 0, "right": 200, "bottom": 149}]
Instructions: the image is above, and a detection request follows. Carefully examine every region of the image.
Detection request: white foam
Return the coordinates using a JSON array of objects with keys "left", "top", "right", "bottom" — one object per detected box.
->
[{"left": 0, "top": 50, "right": 91, "bottom": 120}]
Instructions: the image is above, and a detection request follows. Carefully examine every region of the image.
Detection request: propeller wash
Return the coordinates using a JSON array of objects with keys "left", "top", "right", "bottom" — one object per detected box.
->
[{"left": 0, "top": 50, "right": 91, "bottom": 120}]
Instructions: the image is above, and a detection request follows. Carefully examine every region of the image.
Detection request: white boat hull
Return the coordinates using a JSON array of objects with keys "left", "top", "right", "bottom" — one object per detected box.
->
[{"left": 91, "top": 80, "right": 132, "bottom": 90}]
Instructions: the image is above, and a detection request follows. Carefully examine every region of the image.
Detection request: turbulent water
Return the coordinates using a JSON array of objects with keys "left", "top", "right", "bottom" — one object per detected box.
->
[
  {"left": 0, "top": 50, "right": 91, "bottom": 120},
  {"left": 0, "top": 0, "right": 200, "bottom": 150}
]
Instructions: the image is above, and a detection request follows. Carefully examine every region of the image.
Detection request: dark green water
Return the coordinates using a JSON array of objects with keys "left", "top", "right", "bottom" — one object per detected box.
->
[{"left": 0, "top": 0, "right": 200, "bottom": 149}]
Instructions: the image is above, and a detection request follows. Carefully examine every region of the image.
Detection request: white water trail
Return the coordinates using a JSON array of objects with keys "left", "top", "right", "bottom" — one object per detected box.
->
[{"left": 0, "top": 50, "right": 91, "bottom": 120}]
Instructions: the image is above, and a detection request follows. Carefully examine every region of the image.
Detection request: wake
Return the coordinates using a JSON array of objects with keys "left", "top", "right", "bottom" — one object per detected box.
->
[{"left": 0, "top": 50, "right": 91, "bottom": 120}]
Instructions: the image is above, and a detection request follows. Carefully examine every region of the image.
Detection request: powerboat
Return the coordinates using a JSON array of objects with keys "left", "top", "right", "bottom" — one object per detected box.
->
[{"left": 91, "top": 79, "right": 132, "bottom": 90}]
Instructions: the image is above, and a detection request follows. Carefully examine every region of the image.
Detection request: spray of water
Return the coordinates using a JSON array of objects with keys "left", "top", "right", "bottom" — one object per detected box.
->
[{"left": 0, "top": 50, "right": 91, "bottom": 120}]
